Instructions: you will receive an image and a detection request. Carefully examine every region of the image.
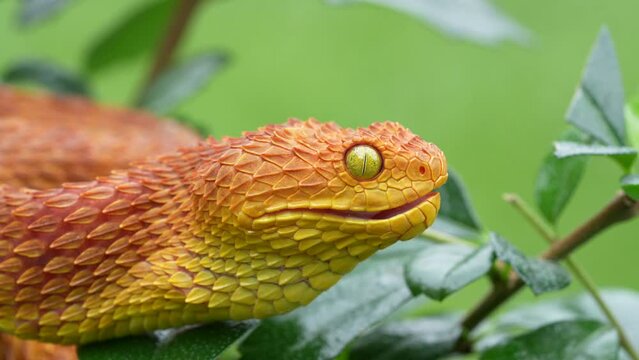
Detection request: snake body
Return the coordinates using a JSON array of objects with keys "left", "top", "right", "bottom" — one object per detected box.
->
[{"left": 0, "top": 88, "right": 447, "bottom": 346}]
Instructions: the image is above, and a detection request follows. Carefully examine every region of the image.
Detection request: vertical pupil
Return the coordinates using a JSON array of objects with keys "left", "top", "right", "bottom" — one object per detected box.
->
[
  {"left": 362, "top": 153, "right": 368, "bottom": 176},
  {"left": 345, "top": 145, "right": 382, "bottom": 180}
]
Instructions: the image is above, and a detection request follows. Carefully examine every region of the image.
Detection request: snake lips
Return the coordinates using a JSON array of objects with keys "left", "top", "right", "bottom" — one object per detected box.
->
[{"left": 0, "top": 114, "right": 447, "bottom": 344}]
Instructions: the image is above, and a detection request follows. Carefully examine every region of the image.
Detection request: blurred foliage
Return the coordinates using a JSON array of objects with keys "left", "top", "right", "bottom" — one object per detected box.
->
[
  {"left": 84, "top": 0, "right": 174, "bottom": 73},
  {"left": 2, "top": 0, "right": 639, "bottom": 359},
  {"left": 328, "top": 0, "right": 530, "bottom": 45},
  {"left": 2, "top": 59, "right": 91, "bottom": 96}
]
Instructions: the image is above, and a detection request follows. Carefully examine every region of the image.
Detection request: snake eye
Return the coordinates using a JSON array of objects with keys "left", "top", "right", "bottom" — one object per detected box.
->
[{"left": 345, "top": 144, "right": 383, "bottom": 180}]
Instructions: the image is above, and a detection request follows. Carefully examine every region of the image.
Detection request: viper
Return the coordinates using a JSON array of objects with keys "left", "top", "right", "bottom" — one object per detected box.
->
[{"left": 0, "top": 87, "right": 447, "bottom": 357}]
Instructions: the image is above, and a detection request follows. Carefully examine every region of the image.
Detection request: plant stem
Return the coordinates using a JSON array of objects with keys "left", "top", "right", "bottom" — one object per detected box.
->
[
  {"left": 504, "top": 193, "right": 639, "bottom": 360},
  {"left": 502, "top": 193, "right": 557, "bottom": 240},
  {"left": 457, "top": 193, "right": 639, "bottom": 352},
  {"left": 421, "top": 229, "right": 478, "bottom": 248},
  {"left": 137, "top": 0, "right": 202, "bottom": 100}
]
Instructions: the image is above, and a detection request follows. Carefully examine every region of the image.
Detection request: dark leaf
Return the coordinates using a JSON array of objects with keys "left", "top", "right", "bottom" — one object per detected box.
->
[
  {"left": 535, "top": 129, "right": 589, "bottom": 224},
  {"left": 20, "top": 0, "right": 69, "bottom": 26},
  {"left": 138, "top": 52, "right": 228, "bottom": 114},
  {"left": 554, "top": 141, "right": 637, "bottom": 171},
  {"left": 566, "top": 27, "right": 625, "bottom": 145},
  {"left": 350, "top": 315, "right": 462, "bottom": 360},
  {"left": 490, "top": 233, "right": 570, "bottom": 295},
  {"left": 432, "top": 168, "right": 482, "bottom": 239},
  {"left": 481, "top": 320, "right": 618, "bottom": 360},
  {"left": 78, "top": 335, "right": 156, "bottom": 360},
  {"left": 78, "top": 321, "right": 256, "bottom": 360},
  {"left": 84, "top": 0, "right": 174, "bottom": 73},
  {"left": 3, "top": 60, "right": 91, "bottom": 96},
  {"left": 621, "top": 174, "right": 639, "bottom": 200},
  {"left": 239, "top": 241, "right": 428, "bottom": 360},
  {"left": 405, "top": 244, "right": 493, "bottom": 300},
  {"left": 327, "top": 0, "right": 530, "bottom": 45}
]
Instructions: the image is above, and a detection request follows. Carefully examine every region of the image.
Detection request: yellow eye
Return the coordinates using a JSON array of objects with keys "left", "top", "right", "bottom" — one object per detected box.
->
[{"left": 345, "top": 145, "right": 383, "bottom": 180}]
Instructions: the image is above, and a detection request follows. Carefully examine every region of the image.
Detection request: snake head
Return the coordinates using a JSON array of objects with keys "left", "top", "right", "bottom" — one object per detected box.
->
[{"left": 193, "top": 119, "right": 447, "bottom": 280}]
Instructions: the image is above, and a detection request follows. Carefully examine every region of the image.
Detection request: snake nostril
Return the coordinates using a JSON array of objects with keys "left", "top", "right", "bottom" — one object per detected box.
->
[{"left": 419, "top": 166, "right": 426, "bottom": 175}]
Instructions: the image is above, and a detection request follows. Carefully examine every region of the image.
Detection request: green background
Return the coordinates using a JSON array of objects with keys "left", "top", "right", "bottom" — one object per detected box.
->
[{"left": 1, "top": 0, "right": 638, "bottom": 312}]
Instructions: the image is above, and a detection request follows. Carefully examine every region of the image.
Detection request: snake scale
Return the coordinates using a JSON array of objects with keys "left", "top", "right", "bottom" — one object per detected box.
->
[{"left": 0, "top": 87, "right": 447, "bottom": 351}]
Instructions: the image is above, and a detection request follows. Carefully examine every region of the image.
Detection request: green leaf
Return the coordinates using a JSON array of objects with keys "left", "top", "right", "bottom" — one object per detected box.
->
[
  {"left": 566, "top": 27, "right": 626, "bottom": 146},
  {"left": 490, "top": 233, "right": 570, "bottom": 295},
  {"left": 479, "top": 289, "right": 639, "bottom": 357},
  {"left": 535, "top": 129, "right": 589, "bottom": 224},
  {"left": 138, "top": 52, "right": 228, "bottom": 114},
  {"left": 554, "top": 141, "right": 637, "bottom": 171},
  {"left": 19, "top": 0, "right": 69, "bottom": 27},
  {"left": 405, "top": 244, "right": 493, "bottom": 301},
  {"left": 239, "top": 241, "right": 428, "bottom": 360},
  {"left": 349, "top": 315, "right": 462, "bottom": 360},
  {"left": 327, "top": 0, "right": 529, "bottom": 46},
  {"left": 432, "top": 168, "right": 482, "bottom": 240},
  {"left": 84, "top": 0, "right": 174, "bottom": 73},
  {"left": 480, "top": 320, "right": 618, "bottom": 360},
  {"left": 2, "top": 60, "right": 91, "bottom": 96},
  {"left": 78, "top": 321, "right": 256, "bottom": 360},
  {"left": 621, "top": 174, "right": 639, "bottom": 200},
  {"left": 626, "top": 98, "right": 639, "bottom": 149}
]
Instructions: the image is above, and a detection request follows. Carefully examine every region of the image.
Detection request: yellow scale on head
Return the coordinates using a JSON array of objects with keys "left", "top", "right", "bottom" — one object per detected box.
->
[{"left": 0, "top": 118, "right": 447, "bottom": 344}]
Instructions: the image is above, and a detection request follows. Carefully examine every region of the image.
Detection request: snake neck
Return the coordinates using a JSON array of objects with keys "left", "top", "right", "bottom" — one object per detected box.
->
[{"left": 0, "top": 143, "right": 215, "bottom": 343}]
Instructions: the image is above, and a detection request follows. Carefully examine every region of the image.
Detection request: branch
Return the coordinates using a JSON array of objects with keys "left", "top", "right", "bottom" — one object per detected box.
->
[
  {"left": 457, "top": 193, "right": 639, "bottom": 350},
  {"left": 137, "top": 0, "right": 202, "bottom": 99},
  {"left": 503, "top": 193, "right": 639, "bottom": 360}
]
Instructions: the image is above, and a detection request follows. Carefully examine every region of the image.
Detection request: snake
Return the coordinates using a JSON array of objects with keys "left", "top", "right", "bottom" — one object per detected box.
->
[{"left": 0, "top": 87, "right": 447, "bottom": 350}]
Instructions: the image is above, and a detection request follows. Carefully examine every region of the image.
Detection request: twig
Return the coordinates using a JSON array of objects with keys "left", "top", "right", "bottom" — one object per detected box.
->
[
  {"left": 457, "top": 193, "right": 639, "bottom": 352},
  {"left": 504, "top": 193, "right": 639, "bottom": 360},
  {"left": 137, "top": 0, "right": 202, "bottom": 100}
]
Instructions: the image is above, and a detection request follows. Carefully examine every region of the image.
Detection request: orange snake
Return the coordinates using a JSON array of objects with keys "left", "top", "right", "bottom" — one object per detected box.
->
[{"left": 0, "top": 87, "right": 447, "bottom": 358}]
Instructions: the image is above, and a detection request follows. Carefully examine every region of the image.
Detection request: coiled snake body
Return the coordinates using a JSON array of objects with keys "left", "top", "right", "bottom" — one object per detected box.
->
[{"left": 0, "top": 88, "right": 447, "bottom": 349}]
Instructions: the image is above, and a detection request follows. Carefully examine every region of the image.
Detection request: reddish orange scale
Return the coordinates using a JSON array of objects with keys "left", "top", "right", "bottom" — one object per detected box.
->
[{"left": 0, "top": 88, "right": 447, "bottom": 360}]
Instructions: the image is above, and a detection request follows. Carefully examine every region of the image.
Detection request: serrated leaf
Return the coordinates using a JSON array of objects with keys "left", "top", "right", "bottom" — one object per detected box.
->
[
  {"left": 19, "top": 0, "right": 69, "bottom": 27},
  {"left": 431, "top": 168, "right": 482, "bottom": 239},
  {"left": 2, "top": 60, "right": 91, "bottom": 96},
  {"left": 78, "top": 321, "right": 256, "bottom": 360},
  {"left": 478, "top": 289, "right": 639, "bottom": 358},
  {"left": 620, "top": 174, "right": 639, "bottom": 200},
  {"left": 138, "top": 52, "right": 228, "bottom": 114},
  {"left": 84, "top": 0, "right": 173, "bottom": 73},
  {"left": 554, "top": 141, "right": 637, "bottom": 171},
  {"left": 239, "top": 241, "right": 428, "bottom": 360},
  {"left": 327, "top": 0, "right": 529, "bottom": 46},
  {"left": 490, "top": 233, "right": 570, "bottom": 295},
  {"left": 480, "top": 320, "right": 618, "bottom": 360},
  {"left": 535, "top": 129, "right": 589, "bottom": 224},
  {"left": 349, "top": 315, "right": 462, "bottom": 360},
  {"left": 566, "top": 27, "right": 625, "bottom": 146},
  {"left": 405, "top": 244, "right": 493, "bottom": 301}
]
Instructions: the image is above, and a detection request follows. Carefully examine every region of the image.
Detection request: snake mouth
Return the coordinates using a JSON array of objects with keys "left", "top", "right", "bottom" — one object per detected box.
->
[
  {"left": 249, "top": 190, "right": 441, "bottom": 232},
  {"left": 310, "top": 191, "right": 439, "bottom": 220}
]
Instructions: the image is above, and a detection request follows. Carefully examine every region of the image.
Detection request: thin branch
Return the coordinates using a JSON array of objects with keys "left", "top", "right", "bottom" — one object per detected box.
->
[
  {"left": 137, "top": 0, "right": 202, "bottom": 100},
  {"left": 504, "top": 193, "right": 639, "bottom": 360},
  {"left": 457, "top": 193, "right": 639, "bottom": 351},
  {"left": 502, "top": 193, "right": 557, "bottom": 240}
]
